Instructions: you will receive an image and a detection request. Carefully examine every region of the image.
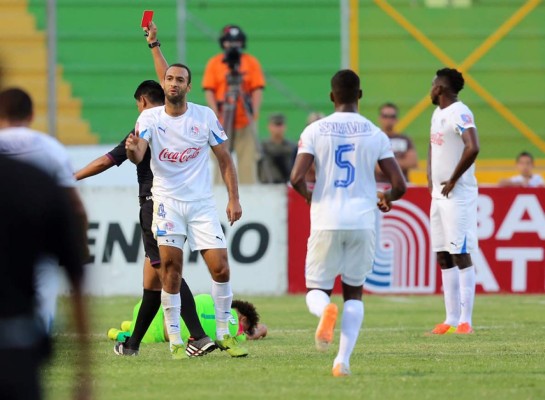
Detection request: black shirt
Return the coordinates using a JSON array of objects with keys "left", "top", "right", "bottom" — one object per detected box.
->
[
  {"left": 0, "top": 156, "right": 85, "bottom": 319},
  {"left": 258, "top": 139, "right": 297, "bottom": 183},
  {"left": 107, "top": 129, "right": 153, "bottom": 198}
]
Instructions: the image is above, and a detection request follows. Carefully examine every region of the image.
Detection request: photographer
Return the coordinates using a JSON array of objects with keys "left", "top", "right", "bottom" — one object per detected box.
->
[{"left": 203, "top": 25, "right": 266, "bottom": 184}]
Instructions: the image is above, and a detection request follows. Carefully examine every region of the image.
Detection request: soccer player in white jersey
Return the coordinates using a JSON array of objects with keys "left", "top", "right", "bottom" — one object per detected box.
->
[
  {"left": 0, "top": 88, "right": 88, "bottom": 333},
  {"left": 126, "top": 63, "right": 248, "bottom": 359},
  {"left": 290, "top": 70, "right": 406, "bottom": 377},
  {"left": 428, "top": 68, "right": 480, "bottom": 335}
]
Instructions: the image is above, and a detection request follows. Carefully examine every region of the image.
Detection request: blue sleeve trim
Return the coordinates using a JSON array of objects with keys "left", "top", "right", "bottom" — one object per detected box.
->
[{"left": 212, "top": 131, "right": 225, "bottom": 144}]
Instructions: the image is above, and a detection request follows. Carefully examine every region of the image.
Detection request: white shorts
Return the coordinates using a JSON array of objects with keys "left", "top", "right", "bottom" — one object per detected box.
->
[
  {"left": 430, "top": 196, "right": 478, "bottom": 254},
  {"left": 152, "top": 196, "right": 226, "bottom": 251},
  {"left": 305, "top": 229, "right": 375, "bottom": 290}
]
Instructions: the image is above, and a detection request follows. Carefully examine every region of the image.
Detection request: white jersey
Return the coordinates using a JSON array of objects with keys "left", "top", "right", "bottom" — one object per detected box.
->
[
  {"left": 137, "top": 103, "right": 228, "bottom": 202},
  {"left": 509, "top": 174, "right": 544, "bottom": 187},
  {"left": 0, "top": 127, "right": 76, "bottom": 187},
  {"left": 298, "top": 112, "right": 394, "bottom": 230},
  {"left": 430, "top": 101, "right": 477, "bottom": 199}
]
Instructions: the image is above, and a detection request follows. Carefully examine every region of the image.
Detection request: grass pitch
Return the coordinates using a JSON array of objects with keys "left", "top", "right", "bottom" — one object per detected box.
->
[{"left": 45, "top": 295, "right": 545, "bottom": 400}]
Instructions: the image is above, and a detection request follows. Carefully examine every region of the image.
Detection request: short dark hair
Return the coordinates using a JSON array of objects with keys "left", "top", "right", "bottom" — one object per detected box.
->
[
  {"left": 0, "top": 88, "right": 33, "bottom": 121},
  {"left": 232, "top": 299, "right": 260, "bottom": 335},
  {"left": 166, "top": 63, "right": 192, "bottom": 85},
  {"left": 436, "top": 68, "right": 465, "bottom": 94},
  {"left": 268, "top": 113, "right": 286, "bottom": 125},
  {"left": 379, "top": 102, "right": 398, "bottom": 114},
  {"left": 331, "top": 69, "right": 360, "bottom": 104},
  {"left": 516, "top": 151, "right": 534, "bottom": 162},
  {"left": 133, "top": 80, "right": 164, "bottom": 105}
]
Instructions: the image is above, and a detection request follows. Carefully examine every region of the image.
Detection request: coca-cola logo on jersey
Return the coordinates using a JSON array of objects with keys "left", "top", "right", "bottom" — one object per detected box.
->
[{"left": 158, "top": 147, "right": 201, "bottom": 163}]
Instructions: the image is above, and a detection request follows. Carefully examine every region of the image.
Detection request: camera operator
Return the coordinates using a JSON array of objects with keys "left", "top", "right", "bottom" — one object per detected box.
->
[{"left": 203, "top": 25, "right": 266, "bottom": 184}]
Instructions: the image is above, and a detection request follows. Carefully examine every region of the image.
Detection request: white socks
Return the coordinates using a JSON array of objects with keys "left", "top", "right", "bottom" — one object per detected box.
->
[
  {"left": 161, "top": 289, "right": 183, "bottom": 348},
  {"left": 212, "top": 280, "right": 233, "bottom": 339},
  {"left": 459, "top": 266, "right": 476, "bottom": 326},
  {"left": 306, "top": 289, "right": 330, "bottom": 317},
  {"left": 441, "top": 268, "right": 461, "bottom": 326},
  {"left": 334, "top": 300, "right": 364, "bottom": 368}
]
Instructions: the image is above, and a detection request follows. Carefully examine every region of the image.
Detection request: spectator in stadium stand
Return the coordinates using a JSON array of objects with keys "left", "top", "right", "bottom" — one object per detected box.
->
[
  {"left": 290, "top": 69, "right": 406, "bottom": 377},
  {"left": 75, "top": 80, "right": 216, "bottom": 358},
  {"left": 258, "top": 113, "right": 297, "bottom": 183},
  {"left": 498, "top": 151, "right": 544, "bottom": 188},
  {"left": 427, "top": 68, "right": 480, "bottom": 336},
  {"left": 126, "top": 59, "right": 248, "bottom": 359},
  {"left": 374, "top": 102, "right": 418, "bottom": 185},
  {"left": 0, "top": 155, "right": 90, "bottom": 400},
  {"left": 0, "top": 88, "right": 88, "bottom": 334}
]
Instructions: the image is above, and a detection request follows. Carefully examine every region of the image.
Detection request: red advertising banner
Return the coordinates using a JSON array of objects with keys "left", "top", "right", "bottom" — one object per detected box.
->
[{"left": 288, "top": 187, "right": 545, "bottom": 294}]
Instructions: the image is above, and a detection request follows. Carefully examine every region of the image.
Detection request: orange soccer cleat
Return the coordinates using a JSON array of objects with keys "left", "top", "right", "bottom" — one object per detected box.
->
[
  {"left": 315, "top": 303, "right": 338, "bottom": 352},
  {"left": 332, "top": 363, "right": 351, "bottom": 377},
  {"left": 430, "top": 323, "right": 456, "bottom": 335},
  {"left": 454, "top": 322, "right": 474, "bottom": 334}
]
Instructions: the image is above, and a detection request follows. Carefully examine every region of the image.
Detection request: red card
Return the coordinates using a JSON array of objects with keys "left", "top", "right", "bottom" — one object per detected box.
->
[{"left": 141, "top": 10, "right": 154, "bottom": 28}]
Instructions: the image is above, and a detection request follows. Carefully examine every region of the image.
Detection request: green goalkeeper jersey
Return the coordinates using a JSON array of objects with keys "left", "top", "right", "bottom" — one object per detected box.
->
[{"left": 130, "top": 294, "right": 242, "bottom": 343}]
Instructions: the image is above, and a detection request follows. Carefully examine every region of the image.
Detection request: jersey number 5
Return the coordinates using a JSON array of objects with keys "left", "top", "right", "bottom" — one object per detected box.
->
[{"left": 334, "top": 144, "right": 355, "bottom": 188}]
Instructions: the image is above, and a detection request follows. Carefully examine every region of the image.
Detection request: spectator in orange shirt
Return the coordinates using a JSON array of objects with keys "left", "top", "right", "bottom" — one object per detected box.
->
[{"left": 203, "top": 25, "right": 266, "bottom": 184}]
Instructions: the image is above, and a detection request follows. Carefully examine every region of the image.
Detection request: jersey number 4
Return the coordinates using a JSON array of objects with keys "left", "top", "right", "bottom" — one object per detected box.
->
[{"left": 334, "top": 144, "right": 355, "bottom": 188}]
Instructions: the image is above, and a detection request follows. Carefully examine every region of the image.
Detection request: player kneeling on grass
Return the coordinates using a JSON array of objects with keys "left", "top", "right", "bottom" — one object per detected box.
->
[
  {"left": 290, "top": 70, "right": 406, "bottom": 377},
  {"left": 108, "top": 294, "right": 267, "bottom": 352}
]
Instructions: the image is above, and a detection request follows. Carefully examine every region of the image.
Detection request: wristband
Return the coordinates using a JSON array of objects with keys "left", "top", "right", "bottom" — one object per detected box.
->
[{"left": 148, "top": 41, "right": 161, "bottom": 49}]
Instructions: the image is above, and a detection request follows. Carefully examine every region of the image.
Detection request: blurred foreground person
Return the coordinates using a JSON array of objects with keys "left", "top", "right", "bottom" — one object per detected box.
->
[
  {"left": 0, "top": 155, "right": 90, "bottom": 400},
  {"left": 0, "top": 87, "right": 88, "bottom": 332}
]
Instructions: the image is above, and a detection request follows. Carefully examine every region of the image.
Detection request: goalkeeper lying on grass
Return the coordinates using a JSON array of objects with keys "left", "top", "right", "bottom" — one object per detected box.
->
[{"left": 109, "top": 294, "right": 267, "bottom": 344}]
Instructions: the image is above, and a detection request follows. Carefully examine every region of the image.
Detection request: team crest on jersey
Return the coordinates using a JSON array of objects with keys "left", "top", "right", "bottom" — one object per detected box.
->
[
  {"left": 430, "top": 132, "right": 444, "bottom": 145},
  {"left": 157, "top": 203, "right": 166, "bottom": 218},
  {"left": 190, "top": 125, "right": 200, "bottom": 136},
  {"left": 164, "top": 221, "right": 175, "bottom": 231},
  {"left": 461, "top": 114, "right": 473, "bottom": 125}
]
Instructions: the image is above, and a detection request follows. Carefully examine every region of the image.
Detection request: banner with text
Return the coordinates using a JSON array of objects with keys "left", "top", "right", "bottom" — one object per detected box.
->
[
  {"left": 288, "top": 187, "right": 545, "bottom": 294},
  {"left": 74, "top": 185, "right": 287, "bottom": 296}
]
